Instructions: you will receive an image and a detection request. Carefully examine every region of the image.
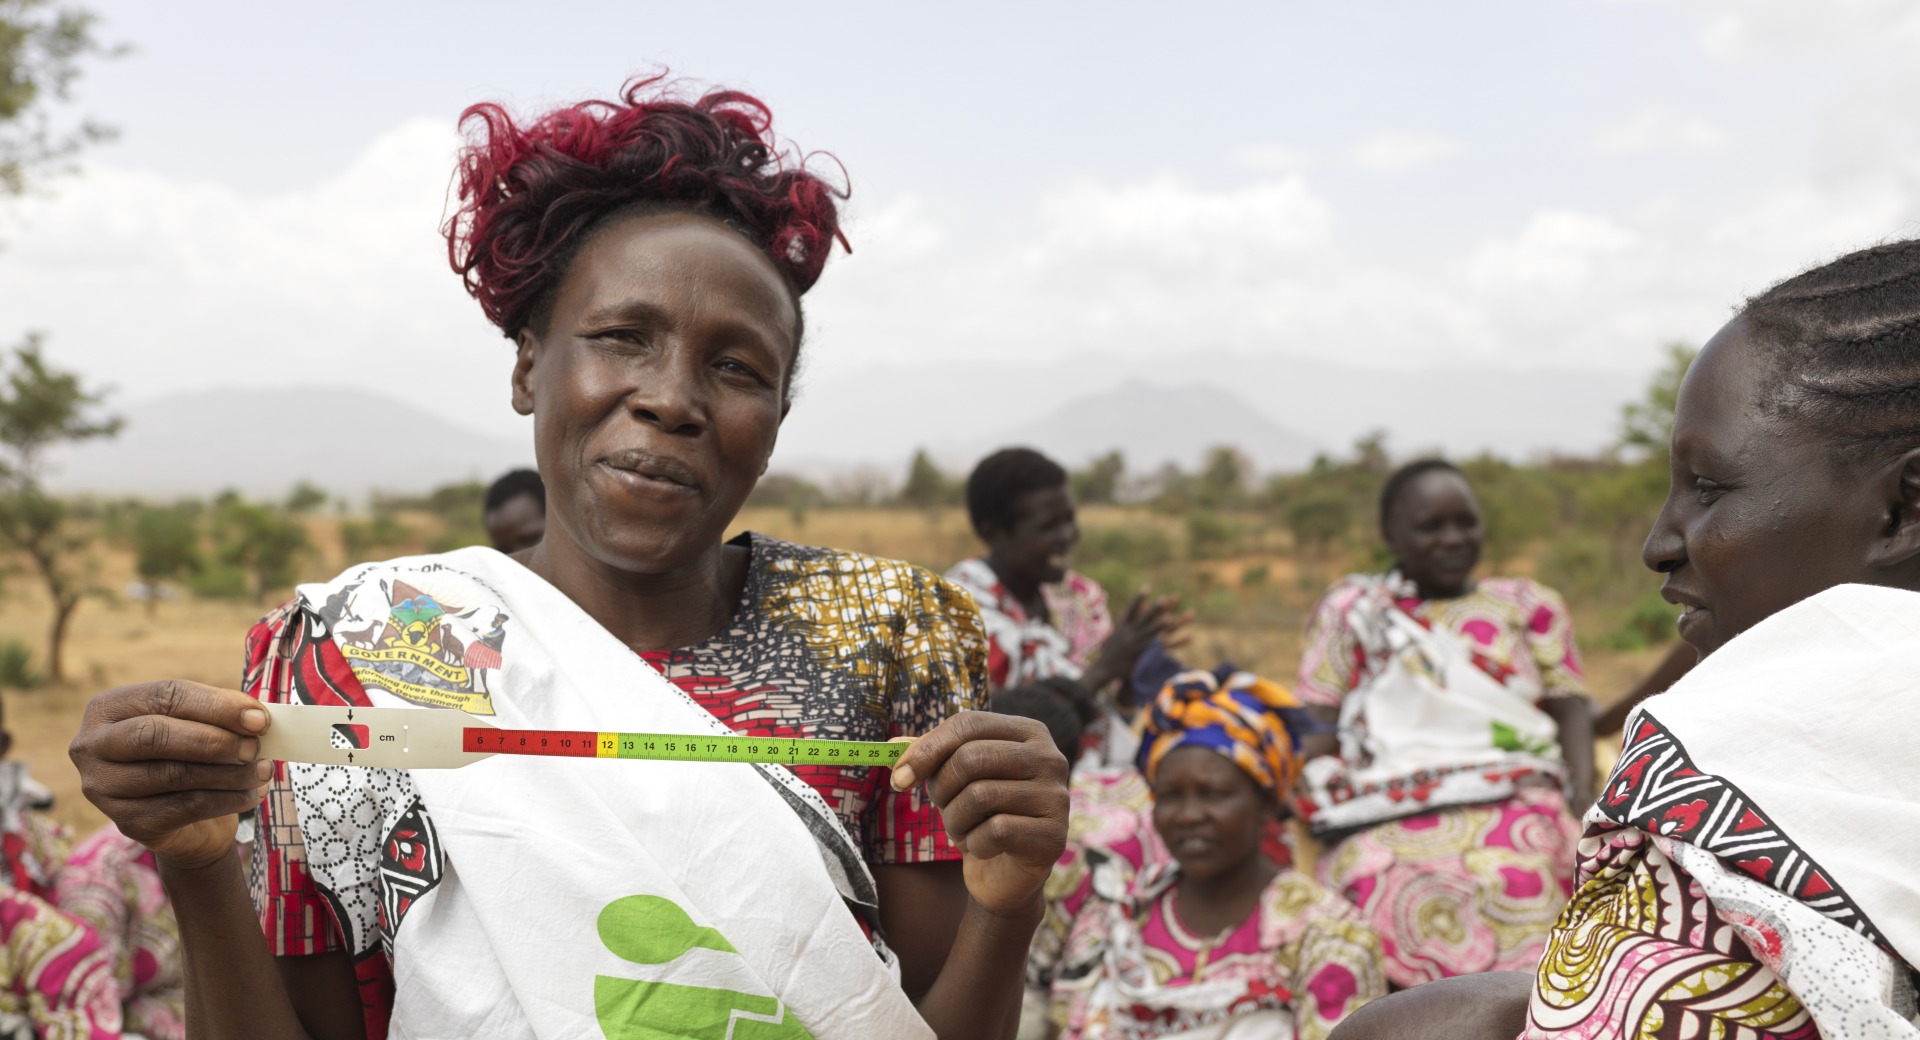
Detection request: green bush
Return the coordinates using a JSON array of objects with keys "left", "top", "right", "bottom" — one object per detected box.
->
[
  {"left": 1286, "top": 492, "right": 1353, "bottom": 555},
  {"left": 0, "top": 640, "right": 43, "bottom": 691},
  {"left": 1540, "top": 534, "right": 1614, "bottom": 603},
  {"left": 1078, "top": 526, "right": 1175, "bottom": 569},
  {"left": 189, "top": 564, "right": 253, "bottom": 601},
  {"left": 1600, "top": 592, "right": 1680, "bottom": 650},
  {"left": 1186, "top": 512, "right": 1240, "bottom": 561}
]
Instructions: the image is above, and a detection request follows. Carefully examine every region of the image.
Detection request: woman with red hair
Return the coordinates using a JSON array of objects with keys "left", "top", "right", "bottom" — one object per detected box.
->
[{"left": 67, "top": 78, "right": 1068, "bottom": 1040}]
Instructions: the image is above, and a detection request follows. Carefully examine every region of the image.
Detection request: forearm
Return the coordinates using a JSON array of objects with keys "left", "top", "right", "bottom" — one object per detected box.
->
[
  {"left": 160, "top": 854, "right": 314, "bottom": 1040},
  {"left": 914, "top": 893, "right": 1044, "bottom": 1040},
  {"left": 1543, "top": 694, "right": 1596, "bottom": 811}
]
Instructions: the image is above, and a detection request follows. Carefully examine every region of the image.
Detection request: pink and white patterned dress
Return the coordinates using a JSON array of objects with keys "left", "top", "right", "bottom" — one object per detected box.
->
[
  {"left": 55, "top": 827, "right": 184, "bottom": 1040},
  {"left": 1044, "top": 846, "right": 1384, "bottom": 1040},
  {"left": 1296, "top": 574, "right": 1587, "bottom": 988}
]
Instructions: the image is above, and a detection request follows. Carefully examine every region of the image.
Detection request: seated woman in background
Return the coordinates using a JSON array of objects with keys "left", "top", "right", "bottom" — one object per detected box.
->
[
  {"left": 949, "top": 448, "right": 1189, "bottom": 769},
  {"left": 1294, "top": 461, "right": 1594, "bottom": 988},
  {"left": 1332, "top": 238, "right": 1920, "bottom": 1039},
  {"left": 1043, "top": 670, "right": 1384, "bottom": 1040}
]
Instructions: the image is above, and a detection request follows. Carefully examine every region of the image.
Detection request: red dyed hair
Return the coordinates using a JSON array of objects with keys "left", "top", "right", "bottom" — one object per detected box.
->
[{"left": 445, "top": 75, "right": 848, "bottom": 338}]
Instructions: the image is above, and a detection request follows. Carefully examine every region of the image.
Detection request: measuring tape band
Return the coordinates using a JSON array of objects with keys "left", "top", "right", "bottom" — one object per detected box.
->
[{"left": 462, "top": 728, "right": 908, "bottom": 766}]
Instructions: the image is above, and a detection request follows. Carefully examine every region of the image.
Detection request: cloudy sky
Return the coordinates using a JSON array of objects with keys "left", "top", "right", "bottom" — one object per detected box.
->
[{"left": 3, "top": 0, "right": 1919, "bottom": 466}]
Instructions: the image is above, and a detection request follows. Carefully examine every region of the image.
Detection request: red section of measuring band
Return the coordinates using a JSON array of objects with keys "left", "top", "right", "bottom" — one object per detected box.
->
[{"left": 462, "top": 727, "right": 598, "bottom": 758}]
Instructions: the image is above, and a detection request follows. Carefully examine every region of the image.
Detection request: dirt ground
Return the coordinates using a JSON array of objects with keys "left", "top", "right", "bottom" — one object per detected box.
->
[{"left": 0, "top": 504, "right": 1658, "bottom": 839}]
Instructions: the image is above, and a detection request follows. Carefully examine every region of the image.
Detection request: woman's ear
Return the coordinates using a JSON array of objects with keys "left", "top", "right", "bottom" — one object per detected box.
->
[
  {"left": 510, "top": 330, "right": 539, "bottom": 417},
  {"left": 1868, "top": 448, "right": 1920, "bottom": 572}
]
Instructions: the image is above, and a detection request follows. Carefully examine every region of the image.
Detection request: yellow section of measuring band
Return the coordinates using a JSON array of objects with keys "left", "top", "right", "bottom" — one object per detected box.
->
[{"left": 596, "top": 732, "right": 619, "bottom": 758}]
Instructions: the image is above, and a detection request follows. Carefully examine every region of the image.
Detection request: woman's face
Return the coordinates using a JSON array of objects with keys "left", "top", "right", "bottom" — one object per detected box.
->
[
  {"left": 1384, "top": 470, "right": 1483, "bottom": 598},
  {"left": 512, "top": 211, "right": 796, "bottom": 577},
  {"left": 1150, "top": 745, "right": 1272, "bottom": 883},
  {"left": 985, "top": 485, "right": 1079, "bottom": 587},
  {"left": 1644, "top": 318, "right": 1912, "bottom": 656}
]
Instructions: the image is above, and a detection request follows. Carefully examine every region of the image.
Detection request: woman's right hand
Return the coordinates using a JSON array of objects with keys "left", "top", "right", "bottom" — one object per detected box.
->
[
  {"left": 69, "top": 680, "right": 272, "bottom": 872},
  {"left": 1084, "top": 590, "right": 1194, "bottom": 697}
]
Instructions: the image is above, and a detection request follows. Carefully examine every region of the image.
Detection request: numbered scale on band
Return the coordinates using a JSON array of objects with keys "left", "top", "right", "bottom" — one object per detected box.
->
[
  {"left": 257, "top": 702, "right": 910, "bottom": 771},
  {"left": 463, "top": 727, "right": 908, "bottom": 766}
]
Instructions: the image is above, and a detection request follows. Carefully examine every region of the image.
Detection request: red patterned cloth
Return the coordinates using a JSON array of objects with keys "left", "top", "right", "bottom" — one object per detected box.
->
[{"left": 239, "top": 534, "right": 984, "bottom": 1040}]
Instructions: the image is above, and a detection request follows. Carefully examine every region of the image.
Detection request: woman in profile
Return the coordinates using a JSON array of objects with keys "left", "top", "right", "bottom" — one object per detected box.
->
[
  {"left": 67, "top": 78, "right": 1068, "bottom": 1040},
  {"left": 1335, "top": 239, "right": 1920, "bottom": 1039},
  {"left": 1294, "top": 461, "right": 1594, "bottom": 988}
]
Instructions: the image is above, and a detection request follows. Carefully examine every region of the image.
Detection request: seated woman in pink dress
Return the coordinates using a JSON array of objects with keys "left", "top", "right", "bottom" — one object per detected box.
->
[
  {"left": 1042, "top": 670, "right": 1385, "bottom": 1040},
  {"left": 1294, "top": 461, "right": 1595, "bottom": 988}
]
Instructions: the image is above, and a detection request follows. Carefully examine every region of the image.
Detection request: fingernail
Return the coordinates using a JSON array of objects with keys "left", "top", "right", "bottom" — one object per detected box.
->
[
  {"left": 241, "top": 709, "right": 267, "bottom": 733},
  {"left": 255, "top": 759, "right": 273, "bottom": 782},
  {"left": 238, "top": 738, "right": 259, "bottom": 763},
  {"left": 890, "top": 761, "right": 916, "bottom": 792},
  {"left": 257, "top": 783, "right": 271, "bottom": 803}
]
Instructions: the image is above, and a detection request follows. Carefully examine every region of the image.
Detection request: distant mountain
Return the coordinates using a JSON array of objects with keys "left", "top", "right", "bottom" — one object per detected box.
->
[
  {"left": 44, "top": 386, "right": 534, "bottom": 497},
  {"left": 957, "top": 382, "right": 1321, "bottom": 473},
  {"left": 39, "top": 348, "right": 1649, "bottom": 495},
  {"left": 766, "top": 348, "right": 1642, "bottom": 478}
]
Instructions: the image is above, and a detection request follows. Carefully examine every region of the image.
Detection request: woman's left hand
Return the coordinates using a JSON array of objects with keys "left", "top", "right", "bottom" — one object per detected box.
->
[{"left": 891, "top": 711, "right": 1069, "bottom": 916}]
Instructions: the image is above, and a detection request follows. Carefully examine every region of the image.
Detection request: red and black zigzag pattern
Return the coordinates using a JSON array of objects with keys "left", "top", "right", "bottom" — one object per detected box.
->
[
  {"left": 376, "top": 799, "right": 443, "bottom": 951},
  {"left": 287, "top": 608, "right": 375, "bottom": 709},
  {"left": 1598, "top": 715, "right": 1886, "bottom": 951}
]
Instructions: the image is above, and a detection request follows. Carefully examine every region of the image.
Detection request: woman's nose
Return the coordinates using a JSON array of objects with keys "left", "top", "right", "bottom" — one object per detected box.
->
[
  {"left": 1642, "top": 499, "right": 1686, "bottom": 574},
  {"left": 626, "top": 354, "right": 706, "bottom": 435}
]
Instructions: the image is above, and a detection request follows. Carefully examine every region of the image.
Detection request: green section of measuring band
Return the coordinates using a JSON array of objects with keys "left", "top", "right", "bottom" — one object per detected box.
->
[{"left": 595, "top": 732, "right": 907, "bottom": 766}]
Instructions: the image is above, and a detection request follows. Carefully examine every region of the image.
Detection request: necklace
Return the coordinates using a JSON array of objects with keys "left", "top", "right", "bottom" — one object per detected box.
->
[{"left": 1166, "top": 889, "right": 1238, "bottom": 983}]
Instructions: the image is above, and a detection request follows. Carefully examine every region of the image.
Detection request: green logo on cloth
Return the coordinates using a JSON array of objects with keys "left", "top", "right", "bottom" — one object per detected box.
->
[{"left": 594, "top": 895, "right": 814, "bottom": 1039}]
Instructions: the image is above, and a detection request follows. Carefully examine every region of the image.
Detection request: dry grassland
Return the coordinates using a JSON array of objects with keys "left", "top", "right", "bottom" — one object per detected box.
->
[{"left": 1, "top": 504, "right": 1657, "bottom": 838}]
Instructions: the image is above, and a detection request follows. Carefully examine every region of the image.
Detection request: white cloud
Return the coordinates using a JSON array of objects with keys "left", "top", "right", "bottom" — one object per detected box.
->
[
  {"left": 1678, "top": 0, "right": 1920, "bottom": 58},
  {"left": 0, "top": 120, "right": 521, "bottom": 438},
  {"left": 1587, "top": 104, "right": 1730, "bottom": 153},
  {"left": 1347, "top": 130, "right": 1467, "bottom": 174},
  {"left": 1232, "top": 143, "right": 1314, "bottom": 175},
  {"left": 8, "top": 64, "right": 1920, "bottom": 462}
]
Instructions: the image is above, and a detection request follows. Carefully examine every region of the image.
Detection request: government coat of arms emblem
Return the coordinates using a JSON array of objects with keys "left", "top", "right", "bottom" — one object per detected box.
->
[{"left": 321, "top": 571, "right": 509, "bottom": 715}]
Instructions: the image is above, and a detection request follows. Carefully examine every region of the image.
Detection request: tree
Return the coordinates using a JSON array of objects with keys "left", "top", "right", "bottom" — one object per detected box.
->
[
  {"left": 898, "top": 449, "right": 957, "bottom": 509},
  {"left": 284, "top": 481, "right": 329, "bottom": 515},
  {"left": 1, "top": 0, "right": 115, "bottom": 197},
  {"left": 1619, "top": 342, "right": 1698, "bottom": 459},
  {"left": 1285, "top": 492, "right": 1353, "bottom": 557},
  {"left": 1072, "top": 451, "right": 1125, "bottom": 505},
  {"left": 131, "top": 504, "right": 199, "bottom": 614},
  {"left": 0, "top": 335, "right": 121, "bottom": 681},
  {"left": 1195, "top": 446, "right": 1251, "bottom": 509},
  {"left": 209, "top": 495, "right": 310, "bottom": 603}
]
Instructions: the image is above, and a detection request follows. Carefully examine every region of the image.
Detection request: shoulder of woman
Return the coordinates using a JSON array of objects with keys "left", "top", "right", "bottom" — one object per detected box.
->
[
  {"left": 1307, "top": 574, "right": 1374, "bottom": 620},
  {"left": 1259, "top": 870, "right": 1378, "bottom": 944},
  {"left": 752, "top": 535, "right": 988, "bottom": 632}
]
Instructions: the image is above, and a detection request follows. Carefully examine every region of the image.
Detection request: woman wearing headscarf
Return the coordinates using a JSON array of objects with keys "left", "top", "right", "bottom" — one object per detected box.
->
[
  {"left": 1331, "top": 239, "right": 1920, "bottom": 1040},
  {"left": 1293, "top": 460, "right": 1594, "bottom": 988},
  {"left": 65, "top": 77, "right": 1067, "bottom": 1040},
  {"left": 1042, "top": 671, "right": 1384, "bottom": 1040}
]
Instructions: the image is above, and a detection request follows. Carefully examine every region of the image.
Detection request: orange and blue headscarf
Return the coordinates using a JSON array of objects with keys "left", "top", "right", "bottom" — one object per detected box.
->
[{"left": 1137, "top": 669, "right": 1312, "bottom": 797}]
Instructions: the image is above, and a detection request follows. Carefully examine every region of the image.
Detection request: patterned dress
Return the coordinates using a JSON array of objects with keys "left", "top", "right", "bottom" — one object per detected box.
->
[
  {"left": 0, "top": 886, "right": 120, "bottom": 1040},
  {"left": 55, "top": 827, "right": 184, "bottom": 1040},
  {"left": 1044, "top": 823, "right": 1384, "bottom": 1040},
  {"left": 241, "top": 534, "right": 985, "bottom": 1040},
  {"left": 945, "top": 559, "right": 1138, "bottom": 768},
  {"left": 1296, "top": 575, "right": 1586, "bottom": 987}
]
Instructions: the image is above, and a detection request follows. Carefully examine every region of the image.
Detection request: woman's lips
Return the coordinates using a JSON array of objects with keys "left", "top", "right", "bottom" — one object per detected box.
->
[{"left": 597, "top": 449, "right": 701, "bottom": 497}]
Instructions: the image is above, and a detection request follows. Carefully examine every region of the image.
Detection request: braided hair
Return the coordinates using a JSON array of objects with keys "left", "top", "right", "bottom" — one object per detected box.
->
[{"left": 1742, "top": 239, "right": 1920, "bottom": 460}]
